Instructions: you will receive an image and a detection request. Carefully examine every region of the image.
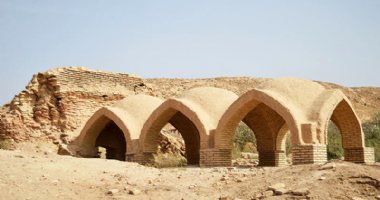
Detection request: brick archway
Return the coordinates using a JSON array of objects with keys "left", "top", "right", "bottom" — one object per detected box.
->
[
  {"left": 76, "top": 107, "right": 133, "bottom": 159},
  {"left": 139, "top": 99, "right": 208, "bottom": 165},
  {"left": 275, "top": 124, "right": 290, "bottom": 165},
  {"left": 324, "top": 99, "right": 366, "bottom": 163},
  {"left": 311, "top": 89, "right": 374, "bottom": 164},
  {"left": 95, "top": 120, "right": 126, "bottom": 161},
  {"left": 75, "top": 95, "right": 163, "bottom": 162},
  {"left": 213, "top": 89, "right": 300, "bottom": 166}
]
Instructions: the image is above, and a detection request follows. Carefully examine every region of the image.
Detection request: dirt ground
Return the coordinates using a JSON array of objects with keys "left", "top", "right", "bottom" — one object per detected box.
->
[{"left": 0, "top": 149, "right": 379, "bottom": 200}]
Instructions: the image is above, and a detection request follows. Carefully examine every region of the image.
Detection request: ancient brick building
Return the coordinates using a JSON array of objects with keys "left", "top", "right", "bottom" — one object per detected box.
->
[
  {"left": 74, "top": 78, "right": 375, "bottom": 166},
  {"left": 0, "top": 67, "right": 376, "bottom": 166}
]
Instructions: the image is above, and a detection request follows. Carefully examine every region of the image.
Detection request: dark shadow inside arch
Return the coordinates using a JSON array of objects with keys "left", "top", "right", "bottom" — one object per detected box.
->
[
  {"left": 232, "top": 103, "right": 289, "bottom": 166},
  {"left": 95, "top": 121, "right": 126, "bottom": 161},
  {"left": 328, "top": 100, "right": 364, "bottom": 162},
  {"left": 167, "top": 112, "right": 201, "bottom": 165},
  {"left": 144, "top": 110, "right": 201, "bottom": 166}
]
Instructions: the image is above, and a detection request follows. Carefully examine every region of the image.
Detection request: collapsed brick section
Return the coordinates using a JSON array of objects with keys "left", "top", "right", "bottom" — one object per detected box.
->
[{"left": 0, "top": 67, "right": 148, "bottom": 142}]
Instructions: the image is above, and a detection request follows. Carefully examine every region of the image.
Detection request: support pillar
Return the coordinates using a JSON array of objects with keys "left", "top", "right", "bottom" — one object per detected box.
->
[
  {"left": 258, "top": 150, "right": 287, "bottom": 166},
  {"left": 199, "top": 149, "right": 231, "bottom": 167},
  {"left": 275, "top": 150, "right": 287, "bottom": 166},
  {"left": 292, "top": 144, "right": 327, "bottom": 165},
  {"left": 126, "top": 152, "right": 154, "bottom": 164},
  {"left": 345, "top": 147, "right": 375, "bottom": 164}
]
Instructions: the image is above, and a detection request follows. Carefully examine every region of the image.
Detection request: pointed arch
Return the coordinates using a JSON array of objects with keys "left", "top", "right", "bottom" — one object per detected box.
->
[
  {"left": 316, "top": 91, "right": 364, "bottom": 149},
  {"left": 215, "top": 88, "right": 301, "bottom": 150},
  {"left": 324, "top": 100, "right": 364, "bottom": 149},
  {"left": 314, "top": 91, "right": 366, "bottom": 163},
  {"left": 139, "top": 99, "right": 209, "bottom": 164},
  {"left": 76, "top": 107, "right": 133, "bottom": 154}
]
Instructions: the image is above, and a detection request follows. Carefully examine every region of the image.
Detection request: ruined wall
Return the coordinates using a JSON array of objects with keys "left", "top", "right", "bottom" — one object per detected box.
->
[{"left": 0, "top": 67, "right": 150, "bottom": 143}]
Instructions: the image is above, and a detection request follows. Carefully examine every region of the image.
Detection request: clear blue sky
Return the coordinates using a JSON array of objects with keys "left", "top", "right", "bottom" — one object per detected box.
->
[{"left": 1, "top": 0, "right": 380, "bottom": 105}]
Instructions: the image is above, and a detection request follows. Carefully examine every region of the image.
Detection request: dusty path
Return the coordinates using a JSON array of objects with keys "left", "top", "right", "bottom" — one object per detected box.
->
[{"left": 0, "top": 149, "right": 379, "bottom": 200}]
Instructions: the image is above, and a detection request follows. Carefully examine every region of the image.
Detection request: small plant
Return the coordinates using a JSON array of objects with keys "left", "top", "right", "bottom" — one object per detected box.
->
[
  {"left": 0, "top": 139, "right": 14, "bottom": 150},
  {"left": 327, "top": 121, "right": 344, "bottom": 160},
  {"left": 363, "top": 112, "right": 380, "bottom": 162},
  {"left": 151, "top": 152, "right": 187, "bottom": 168},
  {"left": 234, "top": 122, "right": 256, "bottom": 152},
  {"left": 231, "top": 144, "right": 241, "bottom": 159}
]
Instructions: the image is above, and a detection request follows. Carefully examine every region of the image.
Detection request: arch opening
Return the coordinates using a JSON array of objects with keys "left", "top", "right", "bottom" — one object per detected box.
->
[
  {"left": 78, "top": 113, "right": 129, "bottom": 161},
  {"left": 232, "top": 122, "right": 258, "bottom": 166},
  {"left": 327, "top": 120, "right": 343, "bottom": 160},
  {"left": 224, "top": 102, "right": 292, "bottom": 166},
  {"left": 275, "top": 124, "right": 292, "bottom": 164},
  {"left": 325, "top": 100, "right": 365, "bottom": 162},
  {"left": 143, "top": 110, "right": 201, "bottom": 166},
  {"left": 95, "top": 120, "right": 127, "bottom": 161}
]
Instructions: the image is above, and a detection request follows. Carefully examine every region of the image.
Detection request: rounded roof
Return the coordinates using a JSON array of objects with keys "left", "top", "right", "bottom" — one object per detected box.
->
[
  {"left": 107, "top": 94, "right": 163, "bottom": 139},
  {"left": 256, "top": 78, "right": 327, "bottom": 121},
  {"left": 77, "top": 94, "right": 163, "bottom": 149},
  {"left": 112, "top": 94, "right": 163, "bottom": 124},
  {"left": 175, "top": 87, "right": 238, "bottom": 128}
]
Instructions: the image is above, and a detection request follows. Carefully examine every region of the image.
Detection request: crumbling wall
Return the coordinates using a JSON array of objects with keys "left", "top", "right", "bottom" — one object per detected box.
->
[{"left": 0, "top": 67, "right": 151, "bottom": 143}]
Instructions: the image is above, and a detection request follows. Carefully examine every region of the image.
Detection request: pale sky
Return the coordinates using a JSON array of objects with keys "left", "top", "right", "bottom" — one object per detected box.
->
[{"left": 1, "top": 0, "right": 379, "bottom": 105}]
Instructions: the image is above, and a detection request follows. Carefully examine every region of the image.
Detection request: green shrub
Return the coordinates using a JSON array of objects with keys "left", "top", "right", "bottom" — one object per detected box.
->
[
  {"left": 363, "top": 113, "right": 380, "bottom": 162},
  {"left": 233, "top": 122, "right": 293, "bottom": 157},
  {"left": 151, "top": 152, "right": 187, "bottom": 168},
  {"left": 327, "top": 121, "right": 344, "bottom": 160},
  {"left": 0, "top": 139, "right": 14, "bottom": 150},
  {"left": 231, "top": 145, "right": 241, "bottom": 159},
  {"left": 242, "top": 142, "right": 255, "bottom": 152},
  {"left": 234, "top": 122, "right": 256, "bottom": 152}
]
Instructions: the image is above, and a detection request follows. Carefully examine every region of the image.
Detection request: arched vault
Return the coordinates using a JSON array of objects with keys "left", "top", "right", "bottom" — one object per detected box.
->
[
  {"left": 75, "top": 94, "right": 163, "bottom": 158},
  {"left": 139, "top": 87, "right": 238, "bottom": 164}
]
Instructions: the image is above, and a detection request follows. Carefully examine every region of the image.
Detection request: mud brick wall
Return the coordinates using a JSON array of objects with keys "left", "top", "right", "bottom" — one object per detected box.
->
[{"left": 0, "top": 67, "right": 148, "bottom": 142}]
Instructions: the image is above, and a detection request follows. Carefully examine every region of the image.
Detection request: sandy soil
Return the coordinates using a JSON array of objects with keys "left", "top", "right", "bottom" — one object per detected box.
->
[{"left": 0, "top": 149, "right": 379, "bottom": 200}]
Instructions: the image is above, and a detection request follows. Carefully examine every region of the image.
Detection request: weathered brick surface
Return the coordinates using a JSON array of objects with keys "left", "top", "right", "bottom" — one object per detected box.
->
[
  {"left": 0, "top": 67, "right": 148, "bottom": 142},
  {"left": 344, "top": 147, "right": 375, "bottom": 164},
  {"left": 292, "top": 145, "right": 327, "bottom": 165},
  {"left": 199, "top": 149, "right": 231, "bottom": 167},
  {"left": 364, "top": 147, "right": 375, "bottom": 164},
  {"left": 126, "top": 153, "right": 154, "bottom": 164}
]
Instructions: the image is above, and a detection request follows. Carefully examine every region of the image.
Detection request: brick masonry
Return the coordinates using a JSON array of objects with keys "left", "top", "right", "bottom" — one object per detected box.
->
[
  {"left": 199, "top": 149, "right": 231, "bottom": 167},
  {"left": 0, "top": 67, "right": 149, "bottom": 142},
  {"left": 292, "top": 144, "right": 327, "bottom": 165},
  {"left": 345, "top": 147, "right": 375, "bottom": 164},
  {"left": 126, "top": 153, "right": 154, "bottom": 164},
  {"left": 364, "top": 147, "right": 375, "bottom": 164}
]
